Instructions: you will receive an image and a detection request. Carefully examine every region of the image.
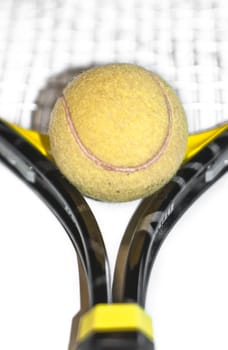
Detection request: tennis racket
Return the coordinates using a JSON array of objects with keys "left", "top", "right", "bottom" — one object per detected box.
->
[
  {"left": 0, "top": 1, "right": 228, "bottom": 350},
  {"left": 0, "top": 108, "right": 227, "bottom": 350}
]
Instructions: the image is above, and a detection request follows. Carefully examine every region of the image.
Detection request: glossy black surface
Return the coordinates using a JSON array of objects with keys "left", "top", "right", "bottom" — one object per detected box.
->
[
  {"left": 1, "top": 119, "right": 228, "bottom": 349},
  {"left": 77, "top": 331, "right": 154, "bottom": 350},
  {"left": 0, "top": 120, "right": 110, "bottom": 308},
  {"left": 113, "top": 130, "right": 228, "bottom": 305}
]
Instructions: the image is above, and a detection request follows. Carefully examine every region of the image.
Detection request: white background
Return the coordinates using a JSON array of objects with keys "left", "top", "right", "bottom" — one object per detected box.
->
[
  {"left": 0, "top": 162, "right": 227, "bottom": 350},
  {"left": 0, "top": 0, "right": 228, "bottom": 349}
]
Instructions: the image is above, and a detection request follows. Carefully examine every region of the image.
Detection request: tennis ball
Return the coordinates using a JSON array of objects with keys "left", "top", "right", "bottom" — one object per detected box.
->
[{"left": 49, "top": 63, "right": 188, "bottom": 202}]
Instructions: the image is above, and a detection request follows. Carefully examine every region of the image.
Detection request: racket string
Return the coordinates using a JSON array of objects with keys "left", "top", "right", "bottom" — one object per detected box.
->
[{"left": 0, "top": 1, "right": 227, "bottom": 133}]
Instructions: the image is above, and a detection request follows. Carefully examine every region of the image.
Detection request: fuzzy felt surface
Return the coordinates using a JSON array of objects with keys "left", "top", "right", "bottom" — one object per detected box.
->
[{"left": 49, "top": 64, "right": 188, "bottom": 202}]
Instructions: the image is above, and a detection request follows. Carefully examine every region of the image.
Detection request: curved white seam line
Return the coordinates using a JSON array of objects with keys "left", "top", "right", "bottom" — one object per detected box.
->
[{"left": 61, "top": 80, "right": 173, "bottom": 173}]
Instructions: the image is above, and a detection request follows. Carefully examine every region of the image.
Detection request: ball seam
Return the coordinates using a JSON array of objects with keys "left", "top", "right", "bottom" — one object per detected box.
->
[{"left": 61, "top": 76, "right": 173, "bottom": 173}]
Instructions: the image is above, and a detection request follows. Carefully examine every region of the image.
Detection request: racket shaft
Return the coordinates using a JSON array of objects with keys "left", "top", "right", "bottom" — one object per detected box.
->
[
  {"left": 114, "top": 130, "right": 228, "bottom": 305},
  {"left": 0, "top": 120, "right": 111, "bottom": 307}
]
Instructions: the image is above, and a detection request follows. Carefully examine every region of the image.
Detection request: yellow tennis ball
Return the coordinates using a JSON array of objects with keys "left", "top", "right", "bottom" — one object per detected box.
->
[{"left": 48, "top": 63, "right": 188, "bottom": 202}]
